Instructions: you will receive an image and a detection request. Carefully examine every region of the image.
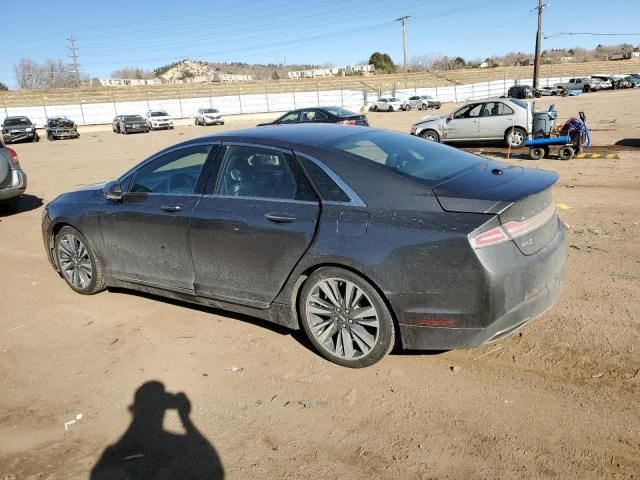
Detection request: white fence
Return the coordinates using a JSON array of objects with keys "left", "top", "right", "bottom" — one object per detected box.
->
[{"left": 0, "top": 76, "right": 573, "bottom": 127}]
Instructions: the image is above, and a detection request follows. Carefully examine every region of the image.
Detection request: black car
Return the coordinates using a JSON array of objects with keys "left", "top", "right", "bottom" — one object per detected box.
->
[
  {"left": 42, "top": 124, "right": 566, "bottom": 368},
  {"left": 507, "top": 85, "right": 540, "bottom": 99},
  {"left": 257, "top": 106, "right": 368, "bottom": 127},
  {"left": 116, "top": 115, "right": 150, "bottom": 134},
  {"left": 2, "top": 116, "right": 39, "bottom": 144},
  {"left": 46, "top": 117, "right": 80, "bottom": 141}
]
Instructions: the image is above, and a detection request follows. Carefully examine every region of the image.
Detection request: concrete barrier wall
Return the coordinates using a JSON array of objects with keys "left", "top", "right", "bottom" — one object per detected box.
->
[{"left": 0, "top": 77, "right": 573, "bottom": 128}]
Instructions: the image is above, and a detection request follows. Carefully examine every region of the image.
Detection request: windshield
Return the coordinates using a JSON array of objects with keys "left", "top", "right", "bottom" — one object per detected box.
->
[
  {"left": 421, "top": 96, "right": 433, "bottom": 100},
  {"left": 389, "top": 98, "right": 401, "bottom": 102},
  {"left": 324, "top": 106, "right": 356, "bottom": 117},
  {"left": 323, "top": 130, "right": 482, "bottom": 185},
  {"left": 124, "top": 115, "right": 143, "bottom": 121},
  {"left": 4, "top": 117, "right": 31, "bottom": 127},
  {"left": 203, "top": 108, "right": 219, "bottom": 114},
  {"left": 150, "top": 111, "right": 167, "bottom": 117}
]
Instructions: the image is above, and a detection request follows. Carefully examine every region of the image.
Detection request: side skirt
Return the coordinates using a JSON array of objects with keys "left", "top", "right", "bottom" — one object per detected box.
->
[{"left": 106, "top": 276, "right": 300, "bottom": 330}]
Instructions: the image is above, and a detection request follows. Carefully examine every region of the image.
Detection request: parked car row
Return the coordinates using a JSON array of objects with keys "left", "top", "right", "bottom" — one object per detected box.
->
[
  {"left": 371, "top": 95, "right": 442, "bottom": 112},
  {"left": 2, "top": 116, "right": 80, "bottom": 143}
]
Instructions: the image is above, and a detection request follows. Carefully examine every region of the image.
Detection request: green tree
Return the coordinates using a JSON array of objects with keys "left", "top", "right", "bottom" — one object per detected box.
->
[
  {"left": 0, "top": 81, "right": 8, "bottom": 91},
  {"left": 368, "top": 52, "right": 396, "bottom": 74}
]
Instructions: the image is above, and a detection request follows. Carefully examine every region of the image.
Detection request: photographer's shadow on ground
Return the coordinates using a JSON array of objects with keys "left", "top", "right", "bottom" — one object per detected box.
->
[{"left": 91, "top": 381, "right": 224, "bottom": 479}]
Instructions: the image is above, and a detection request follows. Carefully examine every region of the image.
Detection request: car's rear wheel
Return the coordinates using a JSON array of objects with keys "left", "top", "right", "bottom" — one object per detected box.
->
[
  {"left": 373, "top": 105, "right": 378, "bottom": 112},
  {"left": 421, "top": 103, "right": 428, "bottom": 110},
  {"left": 54, "top": 226, "right": 105, "bottom": 295},
  {"left": 388, "top": 106, "right": 394, "bottom": 112},
  {"left": 420, "top": 129, "right": 441, "bottom": 142},
  {"left": 299, "top": 267, "right": 395, "bottom": 368},
  {"left": 505, "top": 127, "right": 526, "bottom": 148}
]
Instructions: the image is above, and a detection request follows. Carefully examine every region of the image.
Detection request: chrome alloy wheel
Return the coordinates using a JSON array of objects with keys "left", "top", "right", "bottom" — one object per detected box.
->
[
  {"left": 57, "top": 233, "right": 93, "bottom": 290},
  {"left": 305, "top": 278, "right": 380, "bottom": 360}
]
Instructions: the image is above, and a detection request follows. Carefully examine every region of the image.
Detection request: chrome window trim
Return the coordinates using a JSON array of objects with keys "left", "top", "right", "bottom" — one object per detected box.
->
[{"left": 294, "top": 151, "right": 366, "bottom": 208}]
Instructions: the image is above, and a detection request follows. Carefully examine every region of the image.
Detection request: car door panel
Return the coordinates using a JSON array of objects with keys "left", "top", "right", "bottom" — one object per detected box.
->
[
  {"left": 99, "top": 144, "right": 216, "bottom": 291},
  {"left": 189, "top": 143, "right": 320, "bottom": 307},
  {"left": 100, "top": 194, "right": 199, "bottom": 290},
  {"left": 444, "top": 104, "right": 483, "bottom": 140},
  {"left": 190, "top": 198, "right": 319, "bottom": 307}
]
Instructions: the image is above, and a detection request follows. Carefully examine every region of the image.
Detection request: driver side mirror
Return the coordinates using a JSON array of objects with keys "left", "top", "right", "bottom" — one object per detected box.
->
[
  {"left": 103, "top": 180, "right": 123, "bottom": 201},
  {"left": 446, "top": 113, "right": 454, "bottom": 122}
]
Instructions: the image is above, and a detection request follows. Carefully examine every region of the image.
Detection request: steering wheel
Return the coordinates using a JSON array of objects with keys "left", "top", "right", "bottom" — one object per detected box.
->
[{"left": 168, "top": 173, "right": 195, "bottom": 193}]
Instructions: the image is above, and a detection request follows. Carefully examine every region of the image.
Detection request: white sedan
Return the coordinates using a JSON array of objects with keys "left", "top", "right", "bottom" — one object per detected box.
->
[{"left": 372, "top": 97, "right": 405, "bottom": 112}]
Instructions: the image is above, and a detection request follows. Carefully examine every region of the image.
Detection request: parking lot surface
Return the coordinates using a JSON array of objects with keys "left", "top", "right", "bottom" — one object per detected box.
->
[{"left": 1, "top": 89, "right": 639, "bottom": 479}]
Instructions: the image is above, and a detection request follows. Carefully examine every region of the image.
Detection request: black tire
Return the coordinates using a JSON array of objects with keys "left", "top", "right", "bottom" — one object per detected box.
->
[
  {"left": 529, "top": 147, "right": 545, "bottom": 160},
  {"left": 33, "top": 134, "right": 39, "bottom": 143},
  {"left": 373, "top": 105, "right": 378, "bottom": 112},
  {"left": 123, "top": 128, "right": 128, "bottom": 135},
  {"left": 420, "top": 129, "right": 441, "bottom": 143},
  {"left": 505, "top": 127, "right": 526, "bottom": 148},
  {"left": 47, "top": 134, "right": 54, "bottom": 141},
  {"left": 388, "top": 106, "right": 394, "bottom": 112},
  {"left": 299, "top": 267, "right": 395, "bottom": 368},
  {"left": 584, "top": 85, "right": 591, "bottom": 93},
  {"left": 421, "top": 103, "right": 428, "bottom": 110},
  {"left": 558, "top": 146, "right": 574, "bottom": 161},
  {"left": 405, "top": 104, "right": 411, "bottom": 111},
  {"left": 435, "top": 105, "right": 441, "bottom": 109},
  {"left": 54, "top": 226, "right": 106, "bottom": 295}
]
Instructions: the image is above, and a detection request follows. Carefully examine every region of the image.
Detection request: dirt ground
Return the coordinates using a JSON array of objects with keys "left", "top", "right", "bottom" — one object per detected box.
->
[{"left": 1, "top": 89, "right": 639, "bottom": 479}]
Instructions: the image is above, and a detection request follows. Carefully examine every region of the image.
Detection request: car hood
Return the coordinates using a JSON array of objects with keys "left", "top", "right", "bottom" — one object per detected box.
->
[{"left": 413, "top": 115, "right": 446, "bottom": 126}]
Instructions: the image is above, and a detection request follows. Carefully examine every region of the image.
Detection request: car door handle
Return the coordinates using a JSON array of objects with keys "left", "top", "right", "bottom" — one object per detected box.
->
[
  {"left": 265, "top": 213, "right": 296, "bottom": 223},
  {"left": 161, "top": 205, "right": 183, "bottom": 212}
]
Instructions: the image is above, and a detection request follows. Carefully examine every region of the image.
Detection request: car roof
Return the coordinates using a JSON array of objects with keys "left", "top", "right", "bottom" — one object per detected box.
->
[{"left": 183, "top": 124, "right": 378, "bottom": 149}]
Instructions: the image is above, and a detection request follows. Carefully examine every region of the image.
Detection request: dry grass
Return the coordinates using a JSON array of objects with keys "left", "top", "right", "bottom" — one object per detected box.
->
[{"left": 2, "top": 59, "right": 639, "bottom": 108}]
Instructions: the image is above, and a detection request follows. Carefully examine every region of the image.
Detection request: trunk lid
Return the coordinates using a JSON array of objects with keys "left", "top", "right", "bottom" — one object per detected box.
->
[{"left": 433, "top": 161, "right": 559, "bottom": 255}]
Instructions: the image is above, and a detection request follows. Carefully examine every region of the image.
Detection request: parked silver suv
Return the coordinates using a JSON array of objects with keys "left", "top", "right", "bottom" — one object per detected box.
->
[{"left": 0, "top": 140, "right": 27, "bottom": 211}]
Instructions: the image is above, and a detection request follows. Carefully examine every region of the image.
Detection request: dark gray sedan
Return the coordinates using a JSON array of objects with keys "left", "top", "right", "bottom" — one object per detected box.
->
[{"left": 42, "top": 125, "right": 566, "bottom": 367}]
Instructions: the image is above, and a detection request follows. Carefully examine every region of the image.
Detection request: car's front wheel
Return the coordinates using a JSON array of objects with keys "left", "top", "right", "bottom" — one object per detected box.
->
[
  {"left": 420, "top": 129, "right": 441, "bottom": 142},
  {"left": 505, "top": 127, "right": 526, "bottom": 148},
  {"left": 54, "top": 226, "right": 105, "bottom": 295},
  {"left": 299, "top": 267, "right": 395, "bottom": 368}
]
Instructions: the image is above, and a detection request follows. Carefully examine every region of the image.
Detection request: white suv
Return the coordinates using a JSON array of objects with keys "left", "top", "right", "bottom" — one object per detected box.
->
[
  {"left": 145, "top": 110, "right": 174, "bottom": 130},
  {"left": 195, "top": 108, "right": 225, "bottom": 126}
]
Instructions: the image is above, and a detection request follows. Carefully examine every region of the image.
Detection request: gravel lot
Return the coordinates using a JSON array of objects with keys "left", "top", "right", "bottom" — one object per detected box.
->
[{"left": 1, "top": 89, "right": 639, "bottom": 479}]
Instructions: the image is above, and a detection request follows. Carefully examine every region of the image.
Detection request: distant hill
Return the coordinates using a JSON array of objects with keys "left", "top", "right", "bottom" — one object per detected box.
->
[{"left": 153, "top": 59, "right": 319, "bottom": 81}]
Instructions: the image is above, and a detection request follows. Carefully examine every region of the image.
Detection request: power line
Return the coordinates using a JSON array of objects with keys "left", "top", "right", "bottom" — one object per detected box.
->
[
  {"left": 67, "top": 36, "right": 81, "bottom": 87},
  {"left": 395, "top": 15, "right": 411, "bottom": 73},
  {"left": 545, "top": 32, "right": 640, "bottom": 39}
]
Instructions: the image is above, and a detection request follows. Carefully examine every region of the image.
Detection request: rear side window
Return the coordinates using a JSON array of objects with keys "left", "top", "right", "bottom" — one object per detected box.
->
[
  {"left": 298, "top": 156, "right": 350, "bottom": 203},
  {"left": 324, "top": 130, "right": 482, "bottom": 185},
  {"left": 213, "top": 145, "right": 315, "bottom": 201}
]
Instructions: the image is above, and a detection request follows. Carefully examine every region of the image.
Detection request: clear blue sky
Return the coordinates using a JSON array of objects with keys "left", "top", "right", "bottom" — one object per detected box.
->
[{"left": 3, "top": 0, "right": 640, "bottom": 87}]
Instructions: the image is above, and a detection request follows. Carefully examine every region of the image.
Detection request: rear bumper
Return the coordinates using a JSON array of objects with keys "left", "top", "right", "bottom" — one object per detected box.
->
[
  {"left": 397, "top": 220, "right": 567, "bottom": 350},
  {"left": 0, "top": 169, "right": 27, "bottom": 201}
]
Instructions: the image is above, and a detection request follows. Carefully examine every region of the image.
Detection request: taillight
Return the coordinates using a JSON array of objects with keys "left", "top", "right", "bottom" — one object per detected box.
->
[
  {"left": 469, "top": 203, "right": 556, "bottom": 249},
  {"left": 337, "top": 119, "right": 357, "bottom": 125},
  {"left": 469, "top": 226, "right": 509, "bottom": 248},
  {"left": 5, "top": 147, "right": 19, "bottom": 168},
  {"left": 502, "top": 203, "right": 556, "bottom": 239}
]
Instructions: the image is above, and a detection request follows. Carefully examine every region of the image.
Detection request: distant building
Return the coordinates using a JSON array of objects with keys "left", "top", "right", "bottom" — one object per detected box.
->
[
  {"left": 211, "top": 73, "right": 255, "bottom": 82},
  {"left": 287, "top": 64, "right": 373, "bottom": 79},
  {"left": 479, "top": 61, "right": 489, "bottom": 68},
  {"left": 91, "top": 78, "right": 162, "bottom": 88},
  {"left": 610, "top": 51, "right": 640, "bottom": 60}
]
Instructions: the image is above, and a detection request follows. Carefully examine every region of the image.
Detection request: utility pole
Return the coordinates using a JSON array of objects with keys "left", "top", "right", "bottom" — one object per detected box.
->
[
  {"left": 532, "top": 0, "right": 546, "bottom": 89},
  {"left": 395, "top": 15, "right": 411, "bottom": 73},
  {"left": 67, "top": 35, "right": 81, "bottom": 87}
]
